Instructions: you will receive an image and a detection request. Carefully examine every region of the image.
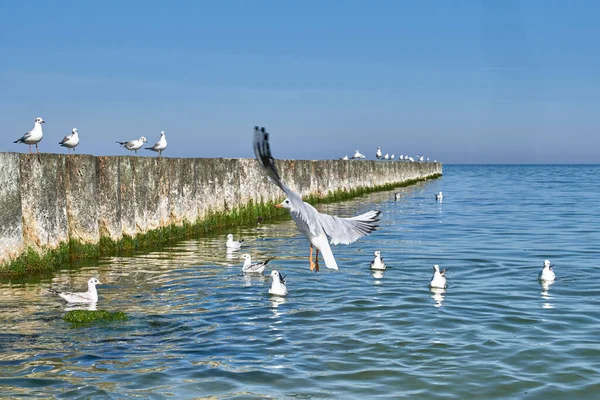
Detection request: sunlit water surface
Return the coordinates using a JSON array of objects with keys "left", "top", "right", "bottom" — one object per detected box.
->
[{"left": 2, "top": 165, "right": 600, "bottom": 399}]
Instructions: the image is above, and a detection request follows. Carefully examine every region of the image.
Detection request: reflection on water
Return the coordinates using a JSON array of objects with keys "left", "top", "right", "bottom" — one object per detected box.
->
[
  {"left": 430, "top": 287, "right": 446, "bottom": 307},
  {"left": 1, "top": 166, "right": 600, "bottom": 398}
]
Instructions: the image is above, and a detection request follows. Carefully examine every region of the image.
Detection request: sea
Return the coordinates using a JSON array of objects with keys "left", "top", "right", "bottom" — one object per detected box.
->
[{"left": 1, "top": 164, "right": 599, "bottom": 399}]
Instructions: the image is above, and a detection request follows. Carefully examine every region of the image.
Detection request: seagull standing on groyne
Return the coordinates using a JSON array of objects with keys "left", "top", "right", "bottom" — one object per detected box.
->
[
  {"left": 145, "top": 131, "right": 168, "bottom": 157},
  {"left": 58, "top": 128, "right": 80, "bottom": 154},
  {"left": 253, "top": 126, "right": 381, "bottom": 272},
  {"left": 116, "top": 136, "right": 147, "bottom": 154},
  {"left": 14, "top": 117, "right": 45, "bottom": 154}
]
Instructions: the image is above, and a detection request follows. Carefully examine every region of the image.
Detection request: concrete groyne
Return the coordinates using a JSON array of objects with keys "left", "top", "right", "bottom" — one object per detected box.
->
[{"left": 0, "top": 153, "right": 442, "bottom": 274}]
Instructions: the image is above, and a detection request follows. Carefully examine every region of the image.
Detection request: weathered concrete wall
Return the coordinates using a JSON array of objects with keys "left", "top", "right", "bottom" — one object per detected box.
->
[{"left": 0, "top": 153, "right": 441, "bottom": 267}]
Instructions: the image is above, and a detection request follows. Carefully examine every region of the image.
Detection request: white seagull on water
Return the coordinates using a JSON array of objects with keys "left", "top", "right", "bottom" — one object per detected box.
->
[
  {"left": 14, "top": 117, "right": 45, "bottom": 154},
  {"left": 253, "top": 126, "right": 381, "bottom": 272},
  {"left": 352, "top": 150, "right": 366, "bottom": 159},
  {"left": 58, "top": 128, "right": 80, "bottom": 154},
  {"left": 430, "top": 265, "right": 449, "bottom": 289},
  {"left": 435, "top": 192, "right": 443, "bottom": 202},
  {"left": 370, "top": 250, "right": 386, "bottom": 270},
  {"left": 116, "top": 136, "right": 147, "bottom": 154},
  {"left": 49, "top": 277, "right": 101, "bottom": 303},
  {"left": 242, "top": 253, "right": 273, "bottom": 274},
  {"left": 226, "top": 233, "right": 244, "bottom": 249},
  {"left": 146, "top": 131, "right": 168, "bottom": 157},
  {"left": 538, "top": 260, "right": 555, "bottom": 282},
  {"left": 269, "top": 270, "right": 288, "bottom": 296}
]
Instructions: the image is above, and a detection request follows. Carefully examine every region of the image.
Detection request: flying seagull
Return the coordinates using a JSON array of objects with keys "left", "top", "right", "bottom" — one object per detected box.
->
[{"left": 253, "top": 126, "right": 381, "bottom": 272}]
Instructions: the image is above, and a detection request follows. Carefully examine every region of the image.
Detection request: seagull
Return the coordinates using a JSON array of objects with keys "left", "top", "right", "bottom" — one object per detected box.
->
[
  {"left": 390, "top": 154, "right": 395, "bottom": 160},
  {"left": 340, "top": 155, "right": 349, "bottom": 160},
  {"left": 49, "top": 277, "right": 101, "bottom": 303},
  {"left": 269, "top": 270, "right": 288, "bottom": 296},
  {"left": 376, "top": 147, "right": 382, "bottom": 159},
  {"left": 253, "top": 126, "right": 381, "bottom": 272},
  {"left": 14, "top": 117, "right": 45, "bottom": 154},
  {"left": 370, "top": 250, "right": 386, "bottom": 270},
  {"left": 435, "top": 192, "right": 443, "bottom": 202},
  {"left": 539, "top": 260, "right": 556, "bottom": 281},
  {"left": 116, "top": 136, "right": 147, "bottom": 154},
  {"left": 58, "top": 128, "right": 80, "bottom": 154},
  {"left": 352, "top": 150, "right": 366, "bottom": 159},
  {"left": 430, "top": 265, "right": 449, "bottom": 289},
  {"left": 242, "top": 254, "right": 273, "bottom": 274},
  {"left": 394, "top": 193, "right": 401, "bottom": 201},
  {"left": 145, "top": 131, "right": 168, "bottom": 157},
  {"left": 408, "top": 157, "right": 414, "bottom": 162},
  {"left": 383, "top": 153, "right": 390, "bottom": 160},
  {"left": 399, "top": 154, "right": 404, "bottom": 160},
  {"left": 226, "top": 233, "right": 244, "bottom": 249},
  {"left": 418, "top": 155, "right": 424, "bottom": 162}
]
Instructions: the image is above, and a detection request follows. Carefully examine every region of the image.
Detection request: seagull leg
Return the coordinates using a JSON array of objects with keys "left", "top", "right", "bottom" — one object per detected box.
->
[
  {"left": 315, "top": 248, "right": 320, "bottom": 272},
  {"left": 309, "top": 244, "right": 316, "bottom": 272},
  {"left": 36, "top": 143, "right": 39, "bottom": 154},
  {"left": 28, "top": 145, "right": 32, "bottom": 154}
]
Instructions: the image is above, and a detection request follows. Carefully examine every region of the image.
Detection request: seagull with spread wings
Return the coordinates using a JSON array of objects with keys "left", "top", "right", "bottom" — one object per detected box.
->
[{"left": 253, "top": 126, "right": 381, "bottom": 272}]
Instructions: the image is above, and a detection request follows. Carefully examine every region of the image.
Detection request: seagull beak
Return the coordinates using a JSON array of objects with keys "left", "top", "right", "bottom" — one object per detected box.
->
[{"left": 275, "top": 204, "right": 283, "bottom": 208}]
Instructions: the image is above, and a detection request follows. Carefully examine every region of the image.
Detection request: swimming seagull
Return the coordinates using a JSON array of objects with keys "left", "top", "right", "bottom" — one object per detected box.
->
[
  {"left": 435, "top": 192, "right": 443, "bottom": 202},
  {"left": 376, "top": 147, "right": 382, "bottom": 159},
  {"left": 116, "top": 136, "right": 147, "bottom": 154},
  {"left": 430, "top": 265, "right": 449, "bottom": 289},
  {"left": 370, "top": 250, "right": 386, "bottom": 270},
  {"left": 145, "top": 131, "right": 168, "bottom": 157},
  {"left": 49, "top": 277, "right": 101, "bottom": 303},
  {"left": 253, "top": 126, "right": 381, "bottom": 272},
  {"left": 394, "top": 193, "right": 402, "bottom": 201},
  {"left": 352, "top": 150, "right": 366, "bottom": 159},
  {"left": 269, "top": 270, "right": 288, "bottom": 296},
  {"left": 242, "top": 253, "right": 274, "bottom": 274},
  {"left": 58, "top": 128, "right": 80, "bottom": 154},
  {"left": 14, "top": 117, "right": 45, "bottom": 154},
  {"left": 226, "top": 233, "right": 244, "bottom": 249},
  {"left": 538, "top": 260, "right": 556, "bottom": 281}
]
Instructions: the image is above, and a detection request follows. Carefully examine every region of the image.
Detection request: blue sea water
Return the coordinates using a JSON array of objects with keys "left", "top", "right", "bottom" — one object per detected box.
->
[{"left": 1, "top": 165, "right": 600, "bottom": 399}]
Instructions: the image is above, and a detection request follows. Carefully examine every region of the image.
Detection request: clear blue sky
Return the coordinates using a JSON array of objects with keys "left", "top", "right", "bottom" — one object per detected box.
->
[{"left": 1, "top": 0, "right": 598, "bottom": 163}]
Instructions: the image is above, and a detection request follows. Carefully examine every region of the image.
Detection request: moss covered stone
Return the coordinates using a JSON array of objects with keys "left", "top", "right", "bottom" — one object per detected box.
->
[{"left": 64, "top": 310, "right": 128, "bottom": 323}]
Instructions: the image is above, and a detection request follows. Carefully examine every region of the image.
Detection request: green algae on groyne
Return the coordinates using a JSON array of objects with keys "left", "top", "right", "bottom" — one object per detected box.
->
[{"left": 0, "top": 152, "right": 442, "bottom": 276}]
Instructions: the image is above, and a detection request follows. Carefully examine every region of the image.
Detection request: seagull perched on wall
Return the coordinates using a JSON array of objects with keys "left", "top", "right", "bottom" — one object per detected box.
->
[
  {"left": 14, "top": 117, "right": 44, "bottom": 154},
  {"left": 145, "top": 131, "right": 168, "bottom": 157},
  {"left": 253, "top": 126, "right": 381, "bottom": 272},
  {"left": 383, "top": 153, "right": 390, "bottom": 160},
  {"left": 376, "top": 147, "right": 382, "bottom": 159},
  {"left": 58, "top": 128, "right": 80, "bottom": 154},
  {"left": 340, "top": 155, "right": 349, "bottom": 160},
  {"left": 352, "top": 150, "right": 366, "bottom": 159},
  {"left": 116, "top": 136, "right": 147, "bottom": 154},
  {"left": 49, "top": 277, "right": 101, "bottom": 303}
]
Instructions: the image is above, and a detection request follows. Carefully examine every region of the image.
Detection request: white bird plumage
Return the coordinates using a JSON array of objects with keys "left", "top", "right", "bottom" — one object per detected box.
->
[
  {"left": 253, "top": 126, "right": 381, "bottom": 272},
  {"left": 340, "top": 155, "right": 349, "bottom": 160},
  {"left": 435, "top": 192, "right": 443, "bottom": 202},
  {"left": 376, "top": 147, "right": 382, "bottom": 159},
  {"left": 539, "top": 259, "right": 555, "bottom": 281},
  {"left": 49, "top": 277, "right": 101, "bottom": 303},
  {"left": 430, "top": 265, "right": 448, "bottom": 289},
  {"left": 352, "top": 150, "right": 366, "bottom": 159},
  {"left": 14, "top": 117, "right": 45, "bottom": 154},
  {"left": 116, "top": 136, "right": 147, "bottom": 154},
  {"left": 146, "top": 131, "right": 168, "bottom": 157},
  {"left": 269, "top": 270, "right": 288, "bottom": 296},
  {"left": 226, "top": 233, "right": 244, "bottom": 249},
  {"left": 59, "top": 128, "right": 80, "bottom": 154},
  {"left": 242, "top": 253, "right": 273, "bottom": 274},
  {"left": 370, "top": 250, "right": 386, "bottom": 270}
]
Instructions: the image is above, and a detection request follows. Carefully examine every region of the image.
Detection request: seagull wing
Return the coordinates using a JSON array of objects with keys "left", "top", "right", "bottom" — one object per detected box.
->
[
  {"left": 317, "top": 210, "right": 381, "bottom": 245},
  {"left": 253, "top": 126, "right": 318, "bottom": 231},
  {"left": 59, "top": 134, "right": 71, "bottom": 145}
]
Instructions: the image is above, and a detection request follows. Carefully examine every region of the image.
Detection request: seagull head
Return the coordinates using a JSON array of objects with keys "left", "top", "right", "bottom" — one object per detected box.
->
[
  {"left": 242, "top": 253, "right": 251, "bottom": 261},
  {"left": 275, "top": 198, "right": 293, "bottom": 210},
  {"left": 271, "top": 270, "right": 286, "bottom": 284},
  {"left": 160, "top": 131, "right": 165, "bottom": 136},
  {"left": 374, "top": 250, "right": 381, "bottom": 258},
  {"left": 433, "top": 265, "right": 441, "bottom": 273},
  {"left": 544, "top": 259, "right": 553, "bottom": 269},
  {"left": 72, "top": 128, "right": 78, "bottom": 134},
  {"left": 227, "top": 234, "right": 234, "bottom": 240},
  {"left": 140, "top": 136, "right": 147, "bottom": 143},
  {"left": 88, "top": 277, "right": 101, "bottom": 287},
  {"left": 35, "top": 117, "right": 45, "bottom": 124}
]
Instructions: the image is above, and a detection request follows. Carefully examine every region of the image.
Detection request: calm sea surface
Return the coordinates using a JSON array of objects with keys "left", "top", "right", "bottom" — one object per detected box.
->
[{"left": 1, "top": 165, "right": 600, "bottom": 399}]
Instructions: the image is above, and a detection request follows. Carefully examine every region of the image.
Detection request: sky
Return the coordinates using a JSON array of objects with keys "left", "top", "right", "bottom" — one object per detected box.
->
[{"left": 1, "top": 0, "right": 598, "bottom": 163}]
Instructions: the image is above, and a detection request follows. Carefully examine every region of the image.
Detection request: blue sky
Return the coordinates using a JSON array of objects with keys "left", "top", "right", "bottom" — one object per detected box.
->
[{"left": 1, "top": 0, "right": 598, "bottom": 163}]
